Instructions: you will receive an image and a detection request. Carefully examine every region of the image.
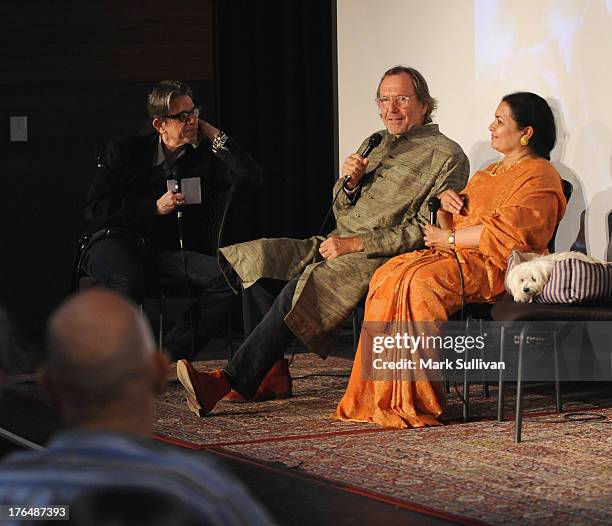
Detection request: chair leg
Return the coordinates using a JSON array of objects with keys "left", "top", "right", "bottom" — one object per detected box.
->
[
  {"left": 443, "top": 361, "right": 450, "bottom": 394},
  {"left": 514, "top": 324, "right": 528, "bottom": 443},
  {"left": 441, "top": 342, "right": 450, "bottom": 393},
  {"left": 463, "top": 340, "right": 470, "bottom": 423},
  {"left": 158, "top": 296, "right": 165, "bottom": 352},
  {"left": 226, "top": 316, "right": 234, "bottom": 360},
  {"left": 480, "top": 319, "right": 489, "bottom": 398},
  {"left": 187, "top": 304, "right": 197, "bottom": 357},
  {"left": 497, "top": 325, "right": 506, "bottom": 422},
  {"left": 553, "top": 330, "right": 562, "bottom": 413}
]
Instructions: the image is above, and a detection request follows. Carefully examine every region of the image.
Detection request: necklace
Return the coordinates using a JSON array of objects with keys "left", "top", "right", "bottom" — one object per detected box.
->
[{"left": 488, "top": 153, "right": 532, "bottom": 177}]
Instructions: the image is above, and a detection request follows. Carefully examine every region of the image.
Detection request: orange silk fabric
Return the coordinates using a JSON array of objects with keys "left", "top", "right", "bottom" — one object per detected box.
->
[{"left": 335, "top": 159, "right": 567, "bottom": 429}]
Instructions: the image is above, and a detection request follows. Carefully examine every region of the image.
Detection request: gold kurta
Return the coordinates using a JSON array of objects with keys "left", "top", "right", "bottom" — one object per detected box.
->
[
  {"left": 220, "top": 125, "right": 469, "bottom": 357},
  {"left": 335, "top": 158, "right": 567, "bottom": 429}
]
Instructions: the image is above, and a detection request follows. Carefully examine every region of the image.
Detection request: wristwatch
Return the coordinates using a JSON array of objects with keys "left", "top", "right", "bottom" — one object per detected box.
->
[{"left": 448, "top": 230, "right": 456, "bottom": 247}]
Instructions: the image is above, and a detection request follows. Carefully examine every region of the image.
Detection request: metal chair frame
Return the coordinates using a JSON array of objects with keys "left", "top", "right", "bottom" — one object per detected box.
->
[{"left": 459, "top": 179, "right": 572, "bottom": 424}]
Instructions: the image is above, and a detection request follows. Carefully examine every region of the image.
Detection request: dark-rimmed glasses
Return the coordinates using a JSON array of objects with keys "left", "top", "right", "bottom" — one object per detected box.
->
[{"left": 164, "top": 107, "right": 200, "bottom": 123}]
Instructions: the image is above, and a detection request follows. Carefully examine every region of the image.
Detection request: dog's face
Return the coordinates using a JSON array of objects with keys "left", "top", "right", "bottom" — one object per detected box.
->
[{"left": 506, "top": 260, "right": 553, "bottom": 302}]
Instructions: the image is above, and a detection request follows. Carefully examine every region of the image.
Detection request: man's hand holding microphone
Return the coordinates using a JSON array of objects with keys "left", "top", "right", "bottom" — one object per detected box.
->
[
  {"left": 318, "top": 148, "right": 368, "bottom": 259},
  {"left": 156, "top": 191, "right": 186, "bottom": 216},
  {"left": 318, "top": 133, "right": 383, "bottom": 260}
]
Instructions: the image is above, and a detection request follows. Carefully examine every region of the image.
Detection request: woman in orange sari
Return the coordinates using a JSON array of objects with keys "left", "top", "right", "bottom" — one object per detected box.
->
[{"left": 335, "top": 92, "right": 567, "bottom": 429}]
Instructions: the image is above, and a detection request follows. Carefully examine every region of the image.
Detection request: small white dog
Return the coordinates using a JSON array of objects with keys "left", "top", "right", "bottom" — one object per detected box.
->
[{"left": 505, "top": 251, "right": 600, "bottom": 303}]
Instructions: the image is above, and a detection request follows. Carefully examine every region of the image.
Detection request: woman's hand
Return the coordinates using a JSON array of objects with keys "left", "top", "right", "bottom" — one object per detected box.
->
[
  {"left": 424, "top": 224, "right": 452, "bottom": 248},
  {"left": 439, "top": 189, "right": 465, "bottom": 215}
]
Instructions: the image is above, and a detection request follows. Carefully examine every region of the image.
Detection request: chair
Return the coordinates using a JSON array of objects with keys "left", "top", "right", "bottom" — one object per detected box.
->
[
  {"left": 491, "top": 211, "right": 612, "bottom": 443},
  {"left": 71, "top": 147, "right": 236, "bottom": 356},
  {"left": 455, "top": 179, "right": 573, "bottom": 420}
]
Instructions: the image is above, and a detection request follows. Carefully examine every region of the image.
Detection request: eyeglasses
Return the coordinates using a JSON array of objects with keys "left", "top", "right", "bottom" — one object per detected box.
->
[
  {"left": 376, "top": 95, "right": 417, "bottom": 108},
  {"left": 164, "top": 107, "right": 200, "bottom": 123}
]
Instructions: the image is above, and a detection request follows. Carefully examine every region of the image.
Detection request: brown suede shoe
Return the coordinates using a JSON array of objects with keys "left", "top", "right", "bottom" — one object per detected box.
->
[
  {"left": 176, "top": 359, "right": 230, "bottom": 417},
  {"left": 224, "top": 358, "right": 292, "bottom": 402}
]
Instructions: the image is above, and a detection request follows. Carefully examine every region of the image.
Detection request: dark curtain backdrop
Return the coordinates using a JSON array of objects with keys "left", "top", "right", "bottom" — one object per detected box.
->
[
  {"left": 216, "top": 0, "right": 336, "bottom": 243},
  {"left": 0, "top": 1, "right": 214, "bottom": 344},
  {"left": 0, "top": 0, "right": 336, "bottom": 348}
]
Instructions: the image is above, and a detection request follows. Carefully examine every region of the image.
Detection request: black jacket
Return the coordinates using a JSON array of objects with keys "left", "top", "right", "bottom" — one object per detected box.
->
[{"left": 83, "top": 133, "right": 262, "bottom": 250}]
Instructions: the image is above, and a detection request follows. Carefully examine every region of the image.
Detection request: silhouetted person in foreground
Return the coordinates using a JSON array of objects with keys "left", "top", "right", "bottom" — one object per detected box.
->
[{"left": 0, "top": 289, "right": 273, "bottom": 525}]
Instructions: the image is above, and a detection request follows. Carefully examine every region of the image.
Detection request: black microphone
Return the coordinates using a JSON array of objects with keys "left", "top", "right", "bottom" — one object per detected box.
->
[
  {"left": 428, "top": 196, "right": 441, "bottom": 225},
  {"left": 360, "top": 132, "right": 383, "bottom": 159},
  {"left": 344, "top": 132, "right": 383, "bottom": 187},
  {"left": 170, "top": 166, "right": 184, "bottom": 217},
  {"left": 166, "top": 165, "right": 186, "bottom": 253}
]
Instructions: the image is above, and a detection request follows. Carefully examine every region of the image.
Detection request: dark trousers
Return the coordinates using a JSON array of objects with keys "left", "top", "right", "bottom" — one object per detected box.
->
[
  {"left": 82, "top": 237, "right": 235, "bottom": 359},
  {"left": 224, "top": 277, "right": 298, "bottom": 397}
]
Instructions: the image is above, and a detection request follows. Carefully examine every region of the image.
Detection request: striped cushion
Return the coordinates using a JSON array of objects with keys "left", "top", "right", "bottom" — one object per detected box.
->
[
  {"left": 535, "top": 258, "right": 612, "bottom": 304},
  {"left": 506, "top": 253, "right": 612, "bottom": 304}
]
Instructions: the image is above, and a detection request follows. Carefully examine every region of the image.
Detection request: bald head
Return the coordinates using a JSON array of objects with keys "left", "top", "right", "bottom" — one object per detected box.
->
[{"left": 46, "top": 289, "right": 161, "bottom": 425}]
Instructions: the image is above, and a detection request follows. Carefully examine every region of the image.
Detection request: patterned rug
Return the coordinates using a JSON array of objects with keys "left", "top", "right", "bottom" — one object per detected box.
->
[{"left": 155, "top": 354, "right": 612, "bottom": 525}]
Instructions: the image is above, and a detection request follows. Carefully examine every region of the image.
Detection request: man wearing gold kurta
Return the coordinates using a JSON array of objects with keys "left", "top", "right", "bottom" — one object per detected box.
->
[{"left": 176, "top": 66, "right": 469, "bottom": 416}]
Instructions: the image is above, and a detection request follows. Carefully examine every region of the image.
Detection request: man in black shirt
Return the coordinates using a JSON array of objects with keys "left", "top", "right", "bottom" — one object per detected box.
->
[{"left": 81, "top": 80, "right": 262, "bottom": 359}]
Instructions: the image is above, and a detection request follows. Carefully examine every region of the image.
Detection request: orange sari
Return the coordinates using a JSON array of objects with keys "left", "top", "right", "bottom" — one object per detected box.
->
[{"left": 335, "top": 159, "right": 567, "bottom": 429}]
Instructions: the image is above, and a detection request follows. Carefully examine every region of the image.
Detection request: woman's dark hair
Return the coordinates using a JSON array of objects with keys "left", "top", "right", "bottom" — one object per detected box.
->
[{"left": 502, "top": 92, "right": 556, "bottom": 160}]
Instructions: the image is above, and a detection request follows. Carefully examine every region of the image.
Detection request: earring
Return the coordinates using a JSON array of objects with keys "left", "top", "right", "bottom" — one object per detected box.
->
[{"left": 520, "top": 136, "right": 529, "bottom": 146}]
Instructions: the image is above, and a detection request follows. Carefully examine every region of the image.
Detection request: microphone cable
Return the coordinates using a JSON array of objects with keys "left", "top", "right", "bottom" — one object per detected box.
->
[
  {"left": 295, "top": 133, "right": 384, "bottom": 363},
  {"left": 169, "top": 167, "right": 191, "bottom": 298},
  {"left": 169, "top": 166, "right": 196, "bottom": 356},
  {"left": 428, "top": 196, "right": 466, "bottom": 321},
  {"left": 451, "top": 250, "right": 465, "bottom": 322},
  {"left": 316, "top": 182, "right": 346, "bottom": 238},
  {"left": 447, "top": 228, "right": 467, "bottom": 404},
  {"left": 316, "top": 132, "right": 383, "bottom": 238},
  {"left": 428, "top": 196, "right": 468, "bottom": 408}
]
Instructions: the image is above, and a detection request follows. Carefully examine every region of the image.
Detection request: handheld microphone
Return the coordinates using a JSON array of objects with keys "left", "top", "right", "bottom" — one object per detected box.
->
[
  {"left": 317, "top": 133, "right": 383, "bottom": 239},
  {"left": 360, "top": 132, "right": 383, "bottom": 159},
  {"left": 168, "top": 164, "right": 194, "bottom": 353},
  {"left": 344, "top": 132, "right": 383, "bottom": 187},
  {"left": 170, "top": 166, "right": 184, "bottom": 218},
  {"left": 167, "top": 165, "right": 186, "bottom": 252},
  {"left": 428, "top": 196, "right": 441, "bottom": 225}
]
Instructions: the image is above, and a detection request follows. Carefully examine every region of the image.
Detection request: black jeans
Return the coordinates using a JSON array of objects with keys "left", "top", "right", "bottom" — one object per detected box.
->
[
  {"left": 224, "top": 277, "right": 298, "bottom": 397},
  {"left": 82, "top": 236, "right": 235, "bottom": 359}
]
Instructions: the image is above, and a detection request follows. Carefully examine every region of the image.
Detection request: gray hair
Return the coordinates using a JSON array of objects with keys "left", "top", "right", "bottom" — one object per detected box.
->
[
  {"left": 376, "top": 66, "right": 437, "bottom": 124},
  {"left": 147, "top": 80, "right": 193, "bottom": 118}
]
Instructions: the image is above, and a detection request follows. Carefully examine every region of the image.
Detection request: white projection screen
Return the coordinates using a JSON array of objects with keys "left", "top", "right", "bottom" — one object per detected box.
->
[{"left": 336, "top": 0, "right": 612, "bottom": 258}]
